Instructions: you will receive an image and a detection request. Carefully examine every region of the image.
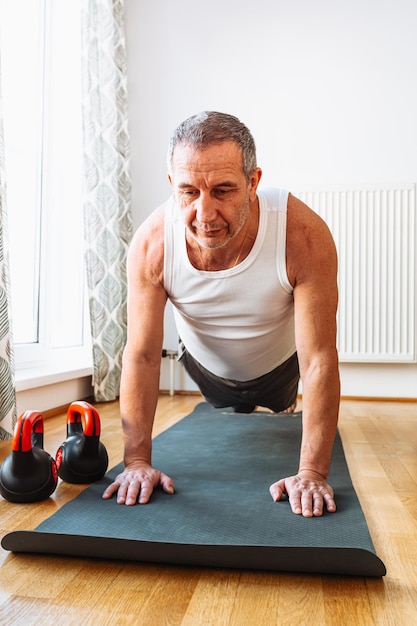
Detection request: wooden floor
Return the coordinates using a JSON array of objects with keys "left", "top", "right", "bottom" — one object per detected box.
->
[{"left": 0, "top": 394, "right": 416, "bottom": 625}]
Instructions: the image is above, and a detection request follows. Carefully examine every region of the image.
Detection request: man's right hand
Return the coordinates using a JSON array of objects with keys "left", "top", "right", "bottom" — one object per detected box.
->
[{"left": 102, "top": 462, "right": 175, "bottom": 505}]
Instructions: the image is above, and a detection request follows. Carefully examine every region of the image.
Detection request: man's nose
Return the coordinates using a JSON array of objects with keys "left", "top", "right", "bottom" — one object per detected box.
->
[{"left": 194, "top": 192, "right": 218, "bottom": 223}]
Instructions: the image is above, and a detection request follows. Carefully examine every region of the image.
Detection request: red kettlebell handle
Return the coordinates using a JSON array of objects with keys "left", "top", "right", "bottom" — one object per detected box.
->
[
  {"left": 66, "top": 401, "right": 101, "bottom": 437},
  {"left": 12, "top": 411, "right": 44, "bottom": 453}
]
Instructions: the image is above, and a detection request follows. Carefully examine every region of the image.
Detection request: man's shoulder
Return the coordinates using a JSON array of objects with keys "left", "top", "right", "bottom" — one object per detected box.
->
[
  {"left": 286, "top": 193, "right": 337, "bottom": 282},
  {"left": 287, "top": 193, "right": 332, "bottom": 234},
  {"left": 128, "top": 200, "right": 170, "bottom": 273}
]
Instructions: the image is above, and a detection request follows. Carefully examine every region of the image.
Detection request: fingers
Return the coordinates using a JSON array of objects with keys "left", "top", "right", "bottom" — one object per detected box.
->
[
  {"left": 101, "top": 477, "right": 142, "bottom": 505},
  {"left": 290, "top": 488, "right": 335, "bottom": 517},
  {"left": 135, "top": 478, "right": 154, "bottom": 505},
  {"left": 102, "top": 482, "right": 120, "bottom": 500},
  {"left": 134, "top": 473, "right": 174, "bottom": 504},
  {"left": 160, "top": 472, "right": 175, "bottom": 495},
  {"left": 323, "top": 490, "right": 337, "bottom": 513},
  {"left": 269, "top": 479, "right": 286, "bottom": 502},
  {"left": 270, "top": 475, "right": 336, "bottom": 517},
  {"left": 293, "top": 491, "right": 323, "bottom": 517},
  {"left": 118, "top": 478, "right": 146, "bottom": 505},
  {"left": 101, "top": 469, "right": 175, "bottom": 505}
]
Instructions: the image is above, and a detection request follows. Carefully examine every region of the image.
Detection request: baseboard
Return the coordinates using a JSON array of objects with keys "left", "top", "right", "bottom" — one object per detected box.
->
[
  {"left": 42, "top": 396, "right": 95, "bottom": 420},
  {"left": 42, "top": 391, "right": 416, "bottom": 421},
  {"left": 160, "top": 391, "right": 417, "bottom": 403},
  {"left": 339, "top": 395, "right": 417, "bottom": 403}
]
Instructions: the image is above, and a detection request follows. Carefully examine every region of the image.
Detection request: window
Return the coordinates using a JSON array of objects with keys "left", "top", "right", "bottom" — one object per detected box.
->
[{"left": 0, "top": 0, "right": 92, "bottom": 383}]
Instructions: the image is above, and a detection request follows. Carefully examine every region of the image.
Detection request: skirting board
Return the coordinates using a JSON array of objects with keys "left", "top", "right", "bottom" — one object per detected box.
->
[{"left": 2, "top": 403, "right": 386, "bottom": 577}]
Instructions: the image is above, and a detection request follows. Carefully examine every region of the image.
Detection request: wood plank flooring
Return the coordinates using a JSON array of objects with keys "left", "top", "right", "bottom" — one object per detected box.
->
[{"left": 0, "top": 394, "right": 416, "bottom": 625}]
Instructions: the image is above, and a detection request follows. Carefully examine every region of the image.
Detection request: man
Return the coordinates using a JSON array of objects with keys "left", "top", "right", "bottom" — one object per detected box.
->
[{"left": 103, "top": 111, "right": 340, "bottom": 517}]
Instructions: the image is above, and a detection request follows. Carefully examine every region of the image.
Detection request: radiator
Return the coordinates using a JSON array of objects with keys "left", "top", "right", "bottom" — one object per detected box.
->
[{"left": 294, "top": 184, "right": 416, "bottom": 363}]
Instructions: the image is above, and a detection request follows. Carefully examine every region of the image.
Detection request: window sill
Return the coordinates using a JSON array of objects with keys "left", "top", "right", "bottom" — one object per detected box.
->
[{"left": 15, "top": 364, "right": 93, "bottom": 392}]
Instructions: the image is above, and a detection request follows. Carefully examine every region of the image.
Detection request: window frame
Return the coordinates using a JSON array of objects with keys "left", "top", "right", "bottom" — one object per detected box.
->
[{"left": 1, "top": 0, "right": 92, "bottom": 387}]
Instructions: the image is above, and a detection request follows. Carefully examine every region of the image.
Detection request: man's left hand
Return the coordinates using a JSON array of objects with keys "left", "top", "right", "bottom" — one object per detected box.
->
[{"left": 269, "top": 470, "right": 336, "bottom": 517}]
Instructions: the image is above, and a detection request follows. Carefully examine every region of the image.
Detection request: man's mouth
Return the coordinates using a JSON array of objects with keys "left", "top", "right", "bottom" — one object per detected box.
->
[{"left": 193, "top": 223, "right": 226, "bottom": 235}]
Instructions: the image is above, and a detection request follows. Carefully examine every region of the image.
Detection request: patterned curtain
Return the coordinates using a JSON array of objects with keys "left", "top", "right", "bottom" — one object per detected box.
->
[
  {"left": 81, "top": 0, "right": 132, "bottom": 402},
  {"left": 0, "top": 55, "right": 17, "bottom": 440}
]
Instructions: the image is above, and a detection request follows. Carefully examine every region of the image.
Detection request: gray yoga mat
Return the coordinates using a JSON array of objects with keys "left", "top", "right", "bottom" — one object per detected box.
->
[{"left": 2, "top": 403, "right": 386, "bottom": 576}]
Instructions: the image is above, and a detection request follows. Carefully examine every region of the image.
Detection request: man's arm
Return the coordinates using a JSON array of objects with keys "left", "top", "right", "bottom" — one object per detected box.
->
[
  {"left": 269, "top": 194, "right": 340, "bottom": 516},
  {"left": 102, "top": 205, "right": 174, "bottom": 505}
]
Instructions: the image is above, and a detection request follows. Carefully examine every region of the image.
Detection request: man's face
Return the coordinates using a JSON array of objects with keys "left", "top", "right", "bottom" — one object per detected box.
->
[{"left": 169, "top": 141, "right": 261, "bottom": 250}]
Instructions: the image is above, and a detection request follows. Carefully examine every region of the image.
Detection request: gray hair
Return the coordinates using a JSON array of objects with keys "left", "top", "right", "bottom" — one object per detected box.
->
[{"left": 167, "top": 111, "right": 257, "bottom": 180}]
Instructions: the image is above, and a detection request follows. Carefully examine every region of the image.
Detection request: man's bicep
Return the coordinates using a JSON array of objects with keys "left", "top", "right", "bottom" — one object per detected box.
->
[
  {"left": 293, "top": 246, "right": 338, "bottom": 366},
  {"left": 125, "top": 230, "right": 168, "bottom": 360},
  {"left": 126, "top": 278, "right": 167, "bottom": 356}
]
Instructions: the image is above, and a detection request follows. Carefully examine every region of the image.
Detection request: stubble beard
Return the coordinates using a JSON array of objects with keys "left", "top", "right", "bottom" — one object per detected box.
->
[{"left": 189, "top": 197, "right": 251, "bottom": 251}]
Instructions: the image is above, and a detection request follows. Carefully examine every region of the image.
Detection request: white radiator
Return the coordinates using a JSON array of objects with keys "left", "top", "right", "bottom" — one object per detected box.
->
[{"left": 294, "top": 184, "right": 416, "bottom": 363}]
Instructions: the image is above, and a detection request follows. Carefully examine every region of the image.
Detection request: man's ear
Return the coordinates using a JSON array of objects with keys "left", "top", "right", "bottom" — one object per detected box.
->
[
  {"left": 249, "top": 167, "right": 262, "bottom": 200},
  {"left": 167, "top": 173, "right": 173, "bottom": 187}
]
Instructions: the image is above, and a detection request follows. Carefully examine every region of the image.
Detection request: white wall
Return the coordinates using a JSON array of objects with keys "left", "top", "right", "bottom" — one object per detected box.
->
[
  {"left": 124, "top": 0, "right": 417, "bottom": 398},
  {"left": 16, "top": 375, "right": 92, "bottom": 417}
]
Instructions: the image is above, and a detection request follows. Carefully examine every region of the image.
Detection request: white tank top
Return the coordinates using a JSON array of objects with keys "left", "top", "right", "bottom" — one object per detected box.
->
[{"left": 164, "top": 188, "right": 295, "bottom": 381}]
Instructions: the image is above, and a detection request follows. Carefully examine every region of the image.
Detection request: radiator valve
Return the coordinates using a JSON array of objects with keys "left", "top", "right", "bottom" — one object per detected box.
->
[
  {"left": 161, "top": 349, "right": 178, "bottom": 396},
  {"left": 161, "top": 349, "right": 178, "bottom": 359}
]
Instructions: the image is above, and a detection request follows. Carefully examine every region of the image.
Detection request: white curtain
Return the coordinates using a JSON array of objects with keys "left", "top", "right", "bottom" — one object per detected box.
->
[
  {"left": 0, "top": 52, "right": 16, "bottom": 440},
  {"left": 81, "top": 0, "right": 133, "bottom": 402}
]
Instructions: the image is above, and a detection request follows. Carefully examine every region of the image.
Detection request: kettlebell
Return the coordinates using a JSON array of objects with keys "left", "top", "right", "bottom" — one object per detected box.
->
[
  {"left": 55, "top": 401, "right": 108, "bottom": 483},
  {"left": 0, "top": 411, "right": 58, "bottom": 503}
]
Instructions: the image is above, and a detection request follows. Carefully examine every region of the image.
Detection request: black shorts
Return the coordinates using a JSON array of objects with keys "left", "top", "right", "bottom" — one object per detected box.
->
[{"left": 178, "top": 342, "right": 300, "bottom": 413}]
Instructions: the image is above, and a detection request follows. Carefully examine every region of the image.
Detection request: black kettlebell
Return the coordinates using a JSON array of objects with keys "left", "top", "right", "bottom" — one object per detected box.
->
[
  {"left": 55, "top": 401, "right": 108, "bottom": 483},
  {"left": 0, "top": 411, "right": 58, "bottom": 503}
]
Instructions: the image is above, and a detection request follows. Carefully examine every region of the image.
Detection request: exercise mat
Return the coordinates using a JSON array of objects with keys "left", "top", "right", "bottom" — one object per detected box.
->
[{"left": 2, "top": 403, "right": 386, "bottom": 576}]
